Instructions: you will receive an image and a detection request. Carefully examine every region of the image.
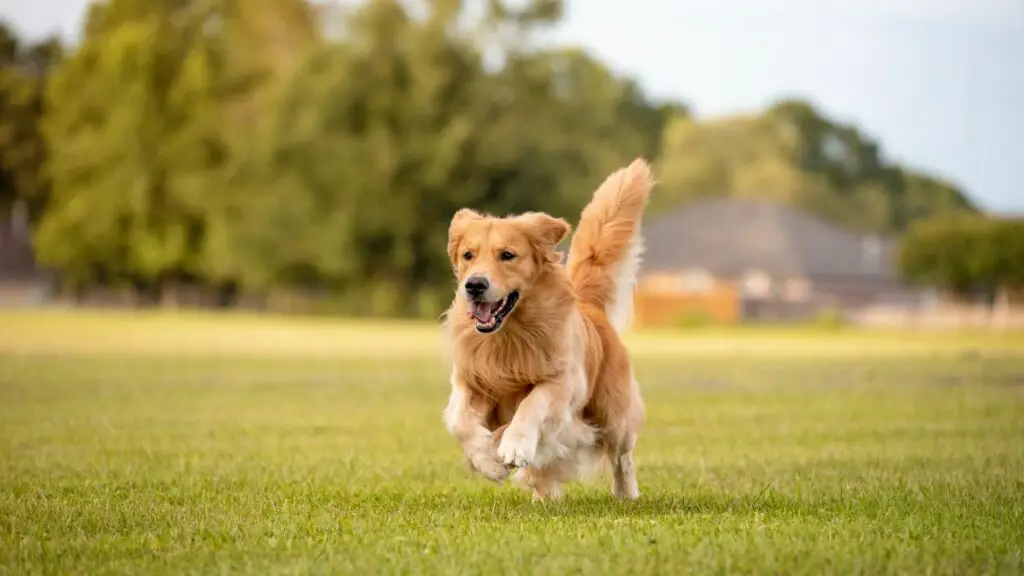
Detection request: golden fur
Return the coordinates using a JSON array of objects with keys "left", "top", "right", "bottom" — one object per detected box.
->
[{"left": 442, "top": 158, "right": 654, "bottom": 500}]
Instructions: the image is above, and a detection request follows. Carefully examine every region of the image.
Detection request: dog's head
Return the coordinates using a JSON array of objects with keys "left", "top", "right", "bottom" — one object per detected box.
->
[{"left": 447, "top": 208, "right": 570, "bottom": 334}]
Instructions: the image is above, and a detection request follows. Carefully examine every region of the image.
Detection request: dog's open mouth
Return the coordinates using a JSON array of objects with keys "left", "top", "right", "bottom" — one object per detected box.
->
[{"left": 467, "top": 291, "right": 520, "bottom": 333}]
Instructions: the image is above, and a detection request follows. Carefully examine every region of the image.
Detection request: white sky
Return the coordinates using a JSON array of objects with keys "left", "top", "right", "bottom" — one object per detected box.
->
[{"left": 3, "top": 0, "right": 1023, "bottom": 213}]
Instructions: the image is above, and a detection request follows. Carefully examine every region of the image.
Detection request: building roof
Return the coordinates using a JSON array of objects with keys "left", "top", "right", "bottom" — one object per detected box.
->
[{"left": 641, "top": 199, "right": 897, "bottom": 280}]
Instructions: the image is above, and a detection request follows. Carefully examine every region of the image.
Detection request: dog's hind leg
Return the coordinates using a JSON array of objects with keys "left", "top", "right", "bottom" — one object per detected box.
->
[
  {"left": 596, "top": 375, "right": 644, "bottom": 500},
  {"left": 609, "top": 433, "right": 639, "bottom": 500}
]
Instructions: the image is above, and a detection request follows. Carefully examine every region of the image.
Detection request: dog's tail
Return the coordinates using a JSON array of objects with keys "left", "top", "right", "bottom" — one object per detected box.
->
[{"left": 566, "top": 157, "right": 655, "bottom": 333}]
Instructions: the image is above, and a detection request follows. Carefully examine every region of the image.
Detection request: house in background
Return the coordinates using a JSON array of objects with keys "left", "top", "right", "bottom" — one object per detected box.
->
[{"left": 634, "top": 199, "right": 933, "bottom": 326}]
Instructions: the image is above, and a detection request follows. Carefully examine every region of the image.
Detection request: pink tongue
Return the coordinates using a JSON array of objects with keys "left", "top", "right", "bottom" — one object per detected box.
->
[{"left": 469, "top": 301, "right": 499, "bottom": 323}]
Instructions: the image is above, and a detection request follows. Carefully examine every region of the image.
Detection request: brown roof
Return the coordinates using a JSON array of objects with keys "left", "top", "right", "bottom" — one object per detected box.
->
[{"left": 640, "top": 199, "right": 898, "bottom": 280}]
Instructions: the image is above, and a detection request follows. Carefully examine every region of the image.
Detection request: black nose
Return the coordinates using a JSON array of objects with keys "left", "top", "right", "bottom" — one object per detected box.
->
[{"left": 464, "top": 276, "right": 489, "bottom": 298}]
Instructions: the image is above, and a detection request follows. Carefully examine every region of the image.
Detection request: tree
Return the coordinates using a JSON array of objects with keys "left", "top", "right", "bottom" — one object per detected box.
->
[
  {"left": 35, "top": 0, "right": 319, "bottom": 303},
  {"left": 0, "top": 21, "right": 62, "bottom": 220},
  {"left": 218, "top": 0, "right": 655, "bottom": 316},
  {"left": 624, "top": 91, "right": 689, "bottom": 164},
  {"left": 36, "top": 1, "right": 223, "bottom": 299},
  {"left": 898, "top": 215, "right": 1024, "bottom": 305},
  {"left": 191, "top": 0, "right": 322, "bottom": 300},
  {"left": 212, "top": 0, "right": 491, "bottom": 314},
  {"left": 653, "top": 98, "right": 978, "bottom": 234}
]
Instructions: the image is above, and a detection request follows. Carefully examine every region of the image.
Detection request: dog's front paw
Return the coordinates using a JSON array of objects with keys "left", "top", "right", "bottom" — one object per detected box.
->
[
  {"left": 496, "top": 424, "right": 539, "bottom": 468},
  {"left": 470, "top": 452, "right": 509, "bottom": 483},
  {"left": 467, "top": 438, "right": 508, "bottom": 483}
]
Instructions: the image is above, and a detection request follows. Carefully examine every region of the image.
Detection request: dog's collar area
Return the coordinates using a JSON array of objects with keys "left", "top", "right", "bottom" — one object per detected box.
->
[{"left": 474, "top": 291, "right": 520, "bottom": 334}]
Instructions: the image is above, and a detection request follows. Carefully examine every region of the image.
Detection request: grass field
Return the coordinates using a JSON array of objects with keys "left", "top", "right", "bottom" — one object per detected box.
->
[{"left": 1, "top": 310, "right": 1023, "bottom": 574}]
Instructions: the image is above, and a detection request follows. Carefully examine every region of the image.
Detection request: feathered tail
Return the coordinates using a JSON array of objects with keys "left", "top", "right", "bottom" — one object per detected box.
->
[{"left": 566, "top": 158, "right": 655, "bottom": 333}]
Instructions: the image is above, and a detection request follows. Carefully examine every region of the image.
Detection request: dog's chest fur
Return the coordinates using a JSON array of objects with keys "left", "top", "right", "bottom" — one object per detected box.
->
[{"left": 454, "top": 328, "right": 564, "bottom": 400}]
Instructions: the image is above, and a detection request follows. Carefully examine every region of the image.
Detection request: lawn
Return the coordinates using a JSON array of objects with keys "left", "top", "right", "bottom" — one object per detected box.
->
[{"left": 1, "top": 310, "right": 1023, "bottom": 574}]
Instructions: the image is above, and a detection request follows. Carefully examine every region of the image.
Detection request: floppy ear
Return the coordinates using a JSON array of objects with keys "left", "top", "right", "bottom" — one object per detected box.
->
[
  {"left": 447, "top": 208, "right": 483, "bottom": 267},
  {"left": 518, "top": 212, "right": 571, "bottom": 263}
]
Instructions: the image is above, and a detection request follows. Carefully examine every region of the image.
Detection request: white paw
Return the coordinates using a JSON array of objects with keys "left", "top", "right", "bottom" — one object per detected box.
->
[
  {"left": 470, "top": 452, "right": 509, "bottom": 483},
  {"left": 496, "top": 425, "right": 539, "bottom": 468},
  {"left": 464, "top": 434, "right": 508, "bottom": 483}
]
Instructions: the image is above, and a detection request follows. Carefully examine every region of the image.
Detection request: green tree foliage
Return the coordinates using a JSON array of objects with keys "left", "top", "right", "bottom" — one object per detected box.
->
[
  {"left": 898, "top": 215, "right": 1024, "bottom": 302},
  {"left": 37, "top": 0, "right": 316, "bottom": 301},
  {"left": 37, "top": 0, "right": 223, "bottom": 296},
  {"left": 616, "top": 81, "right": 689, "bottom": 163},
  {"left": 29, "top": 0, "right": 649, "bottom": 312},
  {"left": 223, "top": 0, "right": 655, "bottom": 315},
  {"left": 192, "top": 0, "right": 321, "bottom": 297},
  {"left": 654, "top": 99, "right": 977, "bottom": 234},
  {"left": 15, "top": 0, "right": 989, "bottom": 315},
  {"left": 0, "top": 21, "right": 62, "bottom": 220}
]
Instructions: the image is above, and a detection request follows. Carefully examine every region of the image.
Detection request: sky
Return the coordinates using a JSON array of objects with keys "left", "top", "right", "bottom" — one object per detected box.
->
[{"left": 2, "top": 0, "right": 1023, "bottom": 214}]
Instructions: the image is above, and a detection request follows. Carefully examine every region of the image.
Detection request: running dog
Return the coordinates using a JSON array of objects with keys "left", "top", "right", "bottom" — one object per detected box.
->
[{"left": 442, "top": 158, "right": 653, "bottom": 500}]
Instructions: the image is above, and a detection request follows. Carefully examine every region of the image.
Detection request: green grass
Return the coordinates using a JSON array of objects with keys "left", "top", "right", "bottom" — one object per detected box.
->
[{"left": 1, "top": 310, "right": 1023, "bottom": 574}]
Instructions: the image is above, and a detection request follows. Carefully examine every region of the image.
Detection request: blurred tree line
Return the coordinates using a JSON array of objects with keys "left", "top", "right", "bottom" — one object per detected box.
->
[
  {"left": 0, "top": 0, "right": 997, "bottom": 316},
  {"left": 899, "top": 215, "right": 1024, "bottom": 308}
]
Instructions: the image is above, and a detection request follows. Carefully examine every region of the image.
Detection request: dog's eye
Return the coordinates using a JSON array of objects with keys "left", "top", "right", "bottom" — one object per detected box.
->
[
  {"left": 500, "top": 251, "right": 516, "bottom": 261},
  {"left": 462, "top": 251, "right": 473, "bottom": 261}
]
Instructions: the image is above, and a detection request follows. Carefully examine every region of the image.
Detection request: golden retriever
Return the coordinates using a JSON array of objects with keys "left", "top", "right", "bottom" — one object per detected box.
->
[{"left": 441, "top": 158, "right": 654, "bottom": 501}]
